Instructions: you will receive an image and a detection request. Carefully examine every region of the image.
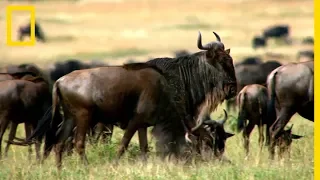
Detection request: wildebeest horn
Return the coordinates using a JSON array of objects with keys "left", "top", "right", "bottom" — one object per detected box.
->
[
  {"left": 213, "top": 31, "right": 221, "bottom": 42},
  {"left": 288, "top": 124, "right": 293, "bottom": 131},
  {"left": 217, "top": 109, "right": 228, "bottom": 125},
  {"left": 197, "top": 31, "right": 225, "bottom": 51}
]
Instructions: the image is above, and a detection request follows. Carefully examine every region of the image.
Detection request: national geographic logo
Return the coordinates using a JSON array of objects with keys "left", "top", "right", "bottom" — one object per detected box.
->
[{"left": 6, "top": 5, "right": 36, "bottom": 46}]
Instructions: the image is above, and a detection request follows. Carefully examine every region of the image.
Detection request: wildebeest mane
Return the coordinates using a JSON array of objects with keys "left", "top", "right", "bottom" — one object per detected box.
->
[
  {"left": 147, "top": 51, "right": 229, "bottom": 115},
  {"left": 122, "top": 62, "right": 164, "bottom": 75}
]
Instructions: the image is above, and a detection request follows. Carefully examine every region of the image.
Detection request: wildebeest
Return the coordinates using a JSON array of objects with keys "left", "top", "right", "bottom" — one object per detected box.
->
[
  {"left": 0, "top": 74, "right": 51, "bottom": 160},
  {"left": 199, "top": 110, "right": 234, "bottom": 159},
  {"left": 252, "top": 36, "right": 266, "bottom": 49},
  {"left": 236, "top": 84, "right": 269, "bottom": 157},
  {"left": 146, "top": 31, "right": 237, "bottom": 158},
  {"left": 173, "top": 50, "right": 190, "bottom": 57},
  {"left": 267, "top": 61, "right": 313, "bottom": 159},
  {"left": 226, "top": 60, "right": 282, "bottom": 112},
  {"left": 276, "top": 124, "right": 303, "bottom": 159},
  {"left": 18, "top": 21, "right": 46, "bottom": 42},
  {"left": 262, "top": 24, "right": 290, "bottom": 44},
  {"left": 297, "top": 50, "right": 314, "bottom": 62},
  {"left": 23, "top": 63, "right": 193, "bottom": 169}
]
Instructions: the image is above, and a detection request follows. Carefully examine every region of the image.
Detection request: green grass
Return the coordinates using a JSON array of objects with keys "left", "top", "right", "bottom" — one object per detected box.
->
[{"left": 0, "top": 107, "right": 313, "bottom": 180}]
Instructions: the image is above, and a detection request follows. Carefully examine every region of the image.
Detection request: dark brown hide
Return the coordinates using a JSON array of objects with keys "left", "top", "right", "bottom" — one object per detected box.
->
[
  {"left": 236, "top": 84, "right": 269, "bottom": 157},
  {"left": 26, "top": 63, "right": 190, "bottom": 169},
  {"left": 0, "top": 76, "right": 51, "bottom": 160},
  {"left": 267, "top": 61, "right": 313, "bottom": 159},
  {"left": 146, "top": 31, "right": 237, "bottom": 158}
]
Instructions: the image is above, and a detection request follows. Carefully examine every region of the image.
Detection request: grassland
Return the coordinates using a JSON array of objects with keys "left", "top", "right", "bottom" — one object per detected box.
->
[{"left": 0, "top": 0, "right": 314, "bottom": 179}]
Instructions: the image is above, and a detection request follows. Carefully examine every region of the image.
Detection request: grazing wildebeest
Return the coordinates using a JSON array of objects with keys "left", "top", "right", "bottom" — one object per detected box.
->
[
  {"left": 173, "top": 50, "right": 190, "bottom": 57},
  {"left": 297, "top": 50, "right": 314, "bottom": 62},
  {"left": 146, "top": 31, "right": 237, "bottom": 159},
  {"left": 22, "top": 63, "right": 192, "bottom": 169},
  {"left": 0, "top": 74, "right": 51, "bottom": 160},
  {"left": 267, "top": 61, "right": 313, "bottom": 159},
  {"left": 252, "top": 36, "right": 266, "bottom": 49},
  {"left": 18, "top": 21, "right": 46, "bottom": 42},
  {"left": 226, "top": 60, "right": 282, "bottom": 112},
  {"left": 199, "top": 110, "right": 234, "bottom": 159},
  {"left": 276, "top": 124, "right": 303, "bottom": 159},
  {"left": 262, "top": 24, "right": 290, "bottom": 44}
]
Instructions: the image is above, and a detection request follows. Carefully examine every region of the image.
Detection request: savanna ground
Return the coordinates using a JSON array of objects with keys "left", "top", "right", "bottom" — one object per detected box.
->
[{"left": 0, "top": 0, "right": 314, "bottom": 179}]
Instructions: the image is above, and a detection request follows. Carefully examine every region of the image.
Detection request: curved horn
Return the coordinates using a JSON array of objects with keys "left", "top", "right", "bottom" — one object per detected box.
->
[
  {"left": 197, "top": 31, "right": 209, "bottom": 50},
  {"left": 218, "top": 109, "right": 228, "bottom": 125},
  {"left": 213, "top": 31, "right": 221, "bottom": 42},
  {"left": 288, "top": 124, "right": 294, "bottom": 131},
  {"left": 191, "top": 117, "right": 205, "bottom": 132}
]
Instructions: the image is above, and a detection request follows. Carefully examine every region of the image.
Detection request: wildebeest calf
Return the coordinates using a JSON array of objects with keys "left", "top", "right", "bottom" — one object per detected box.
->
[{"left": 0, "top": 75, "right": 51, "bottom": 160}]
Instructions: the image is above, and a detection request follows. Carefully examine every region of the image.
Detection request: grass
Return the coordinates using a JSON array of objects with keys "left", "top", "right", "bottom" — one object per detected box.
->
[
  {"left": 0, "top": 108, "right": 313, "bottom": 180},
  {"left": 0, "top": 0, "right": 314, "bottom": 179}
]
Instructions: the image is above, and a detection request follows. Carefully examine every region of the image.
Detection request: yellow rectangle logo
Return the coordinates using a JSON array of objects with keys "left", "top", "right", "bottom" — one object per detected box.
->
[{"left": 6, "top": 5, "right": 36, "bottom": 46}]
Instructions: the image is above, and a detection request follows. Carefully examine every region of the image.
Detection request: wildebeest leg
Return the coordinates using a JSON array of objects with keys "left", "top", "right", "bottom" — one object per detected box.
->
[
  {"left": 74, "top": 110, "right": 91, "bottom": 166},
  {"left": 24, "top": 123, "right": 33, "bottom": 161},
  {"left": 269, "top": 107, "right": 295, "bottom": 160},
  {"left": 258, "top": 122, "right": 264, "bottom": 153},
  {"left": 4, "top": 122, "right": 18, "bottom": 158},
  {"left": 243, "top": 121, "right": 255, "bottom": 159},
  {"left": 138, "top": 127, "right": 148, "bottom": 161},
  {"left": 55, "top": 117, "right": 76, "bottom": 169},
  {"left": 0, "top": 117, "right": 10, "bottom": 159},
  {"left": 31, "top": 122, "right": 41, "bottom": 161},
  {"left": 117, "top": 120, "right": 140, "bottom": 159}
]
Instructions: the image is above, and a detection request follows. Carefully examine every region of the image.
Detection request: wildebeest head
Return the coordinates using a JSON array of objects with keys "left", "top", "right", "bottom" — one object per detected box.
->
[
  {"left": 276, "top": 124, "right": 303, "bottom": 158},
  {"left": 201, "top": 110, "right": 235, "bottom": 158},
  {"left": 197, "top": 31, "right": 237, "bottom": 100}
]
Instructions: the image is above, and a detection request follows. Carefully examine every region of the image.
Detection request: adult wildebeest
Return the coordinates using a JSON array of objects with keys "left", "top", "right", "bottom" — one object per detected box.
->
[
  {"left": 225, "top": 60, "right": 282, "bottom": 112},
  {"left": 267, "top": 61, "right": 313, "bottom": 159},
  {"left": 0, "top": 74, "right": 51, "bottom": 160},
  {"left": 22, "top": 63, "right": 193, "bottom": 169},
  {"left": 252, "top": 36, "right": 266, "bottom": 50},
  {"left": 146, "top": 31, "right": 237, "bottom": 159},
  {"left": 18, "top": 21, "right": 46, "bottom": 43},
  {"left": 262, "top": 24, "right": 290, "bottom": 44}
]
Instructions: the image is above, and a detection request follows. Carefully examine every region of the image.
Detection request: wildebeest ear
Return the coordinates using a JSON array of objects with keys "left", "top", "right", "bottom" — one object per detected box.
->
[
  {"left": 225, "top": 49, "right": 230, "bottom": 54},
  {"left": 291, "top": 134, "right": 303, "bottom": 139},
  {"left": 225, "top": 132, "right": 235, "bottom": 139}
]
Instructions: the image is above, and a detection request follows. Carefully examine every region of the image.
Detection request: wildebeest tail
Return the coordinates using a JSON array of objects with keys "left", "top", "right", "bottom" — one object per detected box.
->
[
  {"left": 236, "top": 92, "right": 246, "bottom": 132},
  {"left": 267, "top": 71, "right": 278, "bottom": 125}
]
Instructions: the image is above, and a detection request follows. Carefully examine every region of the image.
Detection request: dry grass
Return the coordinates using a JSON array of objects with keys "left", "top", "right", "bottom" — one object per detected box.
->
[{"left": 0, "top": 0, "right": 314, "bottom": 179}]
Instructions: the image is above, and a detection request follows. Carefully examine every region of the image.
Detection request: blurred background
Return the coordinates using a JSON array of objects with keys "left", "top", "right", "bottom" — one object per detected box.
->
[{"left": 0, "top": 0, "right": 314, "bottom": 67}]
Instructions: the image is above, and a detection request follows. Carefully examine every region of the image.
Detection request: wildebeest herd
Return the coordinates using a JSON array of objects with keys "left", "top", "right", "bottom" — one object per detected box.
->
[{"left": 0, "top": 26, "right": 314, "bottom": 171}]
